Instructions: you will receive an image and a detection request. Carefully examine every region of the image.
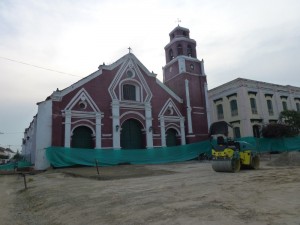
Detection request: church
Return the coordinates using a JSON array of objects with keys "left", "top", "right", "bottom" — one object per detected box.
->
[{"left": 22, "top": 26, "right": 209, "bottom": 170}]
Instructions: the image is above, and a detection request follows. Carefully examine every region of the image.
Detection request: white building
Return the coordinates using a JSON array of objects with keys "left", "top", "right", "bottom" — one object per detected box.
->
[{"left": 208, "top": 78, "right": 300, "bottom": 138}]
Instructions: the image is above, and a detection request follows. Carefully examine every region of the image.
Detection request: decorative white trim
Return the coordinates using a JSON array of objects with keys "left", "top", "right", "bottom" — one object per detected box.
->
[
  {"left": 120, "top": 111, "right": 146, "bottom": 120},
  {"left": 64, "top": 88, "right": 100, "bottom": 112},
  {"left": 185, "top": 79, "right": 193, "bottom": 134},
  {"left": 158, "top": 98, "right": 183, "bottom": 117},
  {"left": 108, "top": 55, "right": 153, "bottom": 102},
  {"left": 112, "top": 100, "right": 120, "bottom": 149},
  {"left": 160, "top": 117, "right": 166, "bottom": 147},
  {"left": 64, "top": 110, "right": 71, "bottom": 147}
]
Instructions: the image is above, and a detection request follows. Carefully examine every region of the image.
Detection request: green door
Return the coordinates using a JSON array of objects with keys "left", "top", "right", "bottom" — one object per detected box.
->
[
  {"left": 71, "top": 126, "right": 93, "bottom": 149},
  {"left": 121, "top": 119, "right": 143, "bottom": 149},
  {"left": 166, "top": 128, "right": 178, "bottom": 147}
]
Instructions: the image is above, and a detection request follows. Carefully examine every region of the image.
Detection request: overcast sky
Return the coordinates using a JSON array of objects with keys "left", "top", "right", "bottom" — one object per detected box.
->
[{"left": 1, "top": 0, "right": 300, "bottom": 152}]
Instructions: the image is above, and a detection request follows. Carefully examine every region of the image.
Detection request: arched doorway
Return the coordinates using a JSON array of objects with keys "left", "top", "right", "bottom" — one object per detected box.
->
[
  {"left": 253, "top": 125, "right": 261, "bottom": 138},
  {"left": 71, "top": 126, "right": 94, "bottom": 149},
  {"left": 166, "top": 128, "right": 178, "bottom": 147},
  {"left": 121, "top": 119, "right": 144, "bottom": 149}
]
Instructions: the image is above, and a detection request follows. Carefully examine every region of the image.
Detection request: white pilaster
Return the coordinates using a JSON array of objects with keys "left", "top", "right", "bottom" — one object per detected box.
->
[
  {"left": 95, "top": 112, "right": 101, "bottom": 149},
  {"left": 64, "top": 110, "right": 71, "bottom": 148},
  {"left": 185, "top": 79, "right": 193, "bottom": 133},
  {"left": 145, "top": 103, "right": 153, "bottom": 148},
  {"left": 112, "top": 100, "right": 120, "bottom": 149},
  {"left": 180, "top": 117, "right": 186, "bottom": 145},
  {"left": 204, "top": 82, "right": 211, "bottom": 128},
  {"left": 160, "top": 117, "right": 166, "bottom": 147}
]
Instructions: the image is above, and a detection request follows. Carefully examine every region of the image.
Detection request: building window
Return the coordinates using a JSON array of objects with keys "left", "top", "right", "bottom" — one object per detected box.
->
[
  {"left": 267, "top": 100, "right": 274, "bottom": 116},
  {"left": 187, "top": 45, "right": 192, "bottom": 57},
  {"left": 233, "top": 127, "right": 241, "bottom": 138},
  {"left": 123, "top": 84, "right": 136, "bottom": 101},
  {"left": 177, "top": 44, "right": 183, "bottom": 55},
  {"left": 216, "top": 104, "right": 224, "bottom": 120},
  {"left": 169, "top": 49, "right": 174, "bottom": 61},
  {"left": 282, "top": 101, "right": 288, "bottom": 111},
  {"left": 230, "top": 99, "right": 238, "bottom": 117},
  {"left": 250, "top": 98, "right": 257, "bottom": 114},
  {"left": 253, "top": 125, "right": 261, "bottom": 138},
  {"left": 296, "top": 103, "right": 300, "bottom": 112}
]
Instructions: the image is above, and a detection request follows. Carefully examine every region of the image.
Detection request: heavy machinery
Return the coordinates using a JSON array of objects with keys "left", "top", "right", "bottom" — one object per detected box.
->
[{"left": 210, "top": 121, "right": 260, "bottom": 172}]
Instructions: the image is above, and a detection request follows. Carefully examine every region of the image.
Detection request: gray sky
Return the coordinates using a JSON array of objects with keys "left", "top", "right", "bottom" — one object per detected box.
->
[{"left": 1, "top": 0, "right": 300, "bottom": 152}]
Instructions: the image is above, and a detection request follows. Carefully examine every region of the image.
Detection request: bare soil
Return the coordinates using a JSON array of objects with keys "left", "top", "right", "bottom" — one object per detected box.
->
[{"left": 1, "top": 153, "right": 300, "bottom": 225}]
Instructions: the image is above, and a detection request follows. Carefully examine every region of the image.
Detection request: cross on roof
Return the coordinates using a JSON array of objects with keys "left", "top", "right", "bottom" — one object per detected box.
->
[
  {"left": 128, "top": 47, "right": 132, "bottom": 53},
  {"left": 176, "top": 18, "right": 181, "bottom": 26}
]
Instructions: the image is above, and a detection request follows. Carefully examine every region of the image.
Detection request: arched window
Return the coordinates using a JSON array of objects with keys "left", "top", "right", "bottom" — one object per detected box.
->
[
  {"left": 123, "top": 84, "right": 136, "bottom": 101},
  {"left": 169, "top": 49, "right": 174, "bottom": 61},
  {"left": 177, "top": 44, "right": 183, "bottom": 55},
  {"left": 187, "top": 45, "right": 192, "bottom": 57},
  {"left": 230, "top": 100, "right": 238, "bottom": 116}
]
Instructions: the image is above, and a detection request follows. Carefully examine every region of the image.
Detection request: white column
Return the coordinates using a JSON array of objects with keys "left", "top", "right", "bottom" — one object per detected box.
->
[
  {"left": 185, "top": 79, "right": 193, "bottom": 134},
  {"left": 95, "top": 112, "right": 101, "bottom": 149},
  {"left": 204, "top": 82, "right": 211, "bottom": 128},
  {"left": 160, "top": 117, "right": 166, "bottom": 147},
  {"left": 64, "top": 110, "right": 71, "bottom": 148},
  {"left": 145, "top": 103, "right": 153, "bottom": 148},
  {"left": 112, "top": 100, "right": 120, "bottom": 149},
  {"left": 180, "top": 117, "right": 186, "bottom": 145}
]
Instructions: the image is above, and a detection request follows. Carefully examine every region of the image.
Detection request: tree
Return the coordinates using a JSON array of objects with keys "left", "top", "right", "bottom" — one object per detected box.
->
[
  {"left": 279, "top": 110, "right": 300, "bottom": 133},
  {"left": 262, "top": 123, "right": 297, "bottom": 138}
]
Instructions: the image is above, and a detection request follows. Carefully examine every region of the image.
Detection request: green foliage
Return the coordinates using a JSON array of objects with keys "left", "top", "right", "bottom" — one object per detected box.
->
[
  {"left": 279, "top": 110, "right": 300, "bottom": 133},
  {"left": 12, "top": 151, "right": 24, "bottom": 160},
  {"left": 262, "top": 123, "right": 297, "bottom": 138},
  {"left": 262, "top": 110, "right": 300, "bottom": 138}
]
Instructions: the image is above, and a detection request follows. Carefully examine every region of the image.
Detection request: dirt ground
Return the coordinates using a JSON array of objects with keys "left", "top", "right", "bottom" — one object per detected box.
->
[{"left": 1, "top": 154, "right": 300, "bottom": 225}]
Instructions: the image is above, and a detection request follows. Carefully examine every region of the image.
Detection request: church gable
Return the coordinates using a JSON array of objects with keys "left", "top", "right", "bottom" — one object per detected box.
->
[
  {"left": 108, "top": 55, "right": 153, "bottom": 103},
  {"left": 159, "top": 98, "right": 182, "bottom": 118},
  {"left": 64, "top": 88, "right": 100, "bottom": 113}
]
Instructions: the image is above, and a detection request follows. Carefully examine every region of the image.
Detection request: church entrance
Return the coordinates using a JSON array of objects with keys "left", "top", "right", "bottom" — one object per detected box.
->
[
  {"left": 166, "top": 128, "right": 178, "bottom": 147},
  {"left": 121, "top": 119, "right": 144, "bottom": 149},
  {"left": 71, "top": 126, "right": 94, "bottom": 149}
]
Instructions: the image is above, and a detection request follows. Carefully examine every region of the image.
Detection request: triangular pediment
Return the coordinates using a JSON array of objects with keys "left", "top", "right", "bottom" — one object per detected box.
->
[
  {"left": 108, "top": 54, "right": 153, "bottom": 102},
  {"left": 64, "top": 88, "right": 100, "bottom": 112},
  {"left": 159, "top": 98, "right": 182, "bottom": 117}
]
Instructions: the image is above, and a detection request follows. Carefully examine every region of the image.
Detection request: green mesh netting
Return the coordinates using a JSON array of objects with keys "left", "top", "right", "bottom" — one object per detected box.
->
[
  {"left": 0, "top": 161, "right": 33, "bottom": 171},
  {"left": 45, "top": 137, "right": 300, "bottom": 168},
  {"left": 46, "top": 141, "right": 211, "bottom": 168}
]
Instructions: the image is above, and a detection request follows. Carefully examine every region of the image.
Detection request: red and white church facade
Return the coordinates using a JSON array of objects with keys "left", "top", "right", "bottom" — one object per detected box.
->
[{"left": 22, "top": 26, "right": 209, "bottom": 170}]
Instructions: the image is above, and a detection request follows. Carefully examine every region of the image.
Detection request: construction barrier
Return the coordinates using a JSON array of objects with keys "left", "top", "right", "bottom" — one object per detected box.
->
[{"left": 43, "top": 137, "right": 300, "bottom": 168}]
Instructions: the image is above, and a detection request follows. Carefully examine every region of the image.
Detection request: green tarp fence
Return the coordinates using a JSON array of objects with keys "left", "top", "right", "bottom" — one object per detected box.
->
[
  {"left": 0, "top": 160, "right": 33, "bottom": 171},
  {"left": 46, "top": 141, "right": 211, "bottom": 168},
  {"left": 45, "top": 137, "right": 300, "bottom": 168}
]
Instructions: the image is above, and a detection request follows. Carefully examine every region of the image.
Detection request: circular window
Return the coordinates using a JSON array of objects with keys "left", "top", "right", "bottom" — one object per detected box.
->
[
  {"left": 79, "top": 101, "right": 87, "bottom": 109},
  {"left": 126, "top": 69, "right": 135, "bottom": 78}
]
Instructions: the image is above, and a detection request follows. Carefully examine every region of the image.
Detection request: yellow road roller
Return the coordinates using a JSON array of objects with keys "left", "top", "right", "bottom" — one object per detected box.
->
[{"left": 210, "top": 121, "right": 260, "bottom": 172}]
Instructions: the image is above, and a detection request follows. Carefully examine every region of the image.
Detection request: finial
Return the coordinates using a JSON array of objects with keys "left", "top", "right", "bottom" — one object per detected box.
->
[
  {"left": 128, "top": 47, "right": 132, "bottom": 54},
  {"left": 176, "top": 18, "right": 181, "bottom": 26}
]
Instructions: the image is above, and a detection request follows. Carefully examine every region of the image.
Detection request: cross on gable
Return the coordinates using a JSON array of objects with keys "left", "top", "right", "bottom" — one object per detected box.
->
[{"left": 128, "top": 47, "right": 132, "bottom": 53}]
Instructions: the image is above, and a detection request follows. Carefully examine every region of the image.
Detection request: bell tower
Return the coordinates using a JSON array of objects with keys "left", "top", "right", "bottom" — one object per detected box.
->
[{"left": 163, "top": 26, "right": 208, "bottom": 143}]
